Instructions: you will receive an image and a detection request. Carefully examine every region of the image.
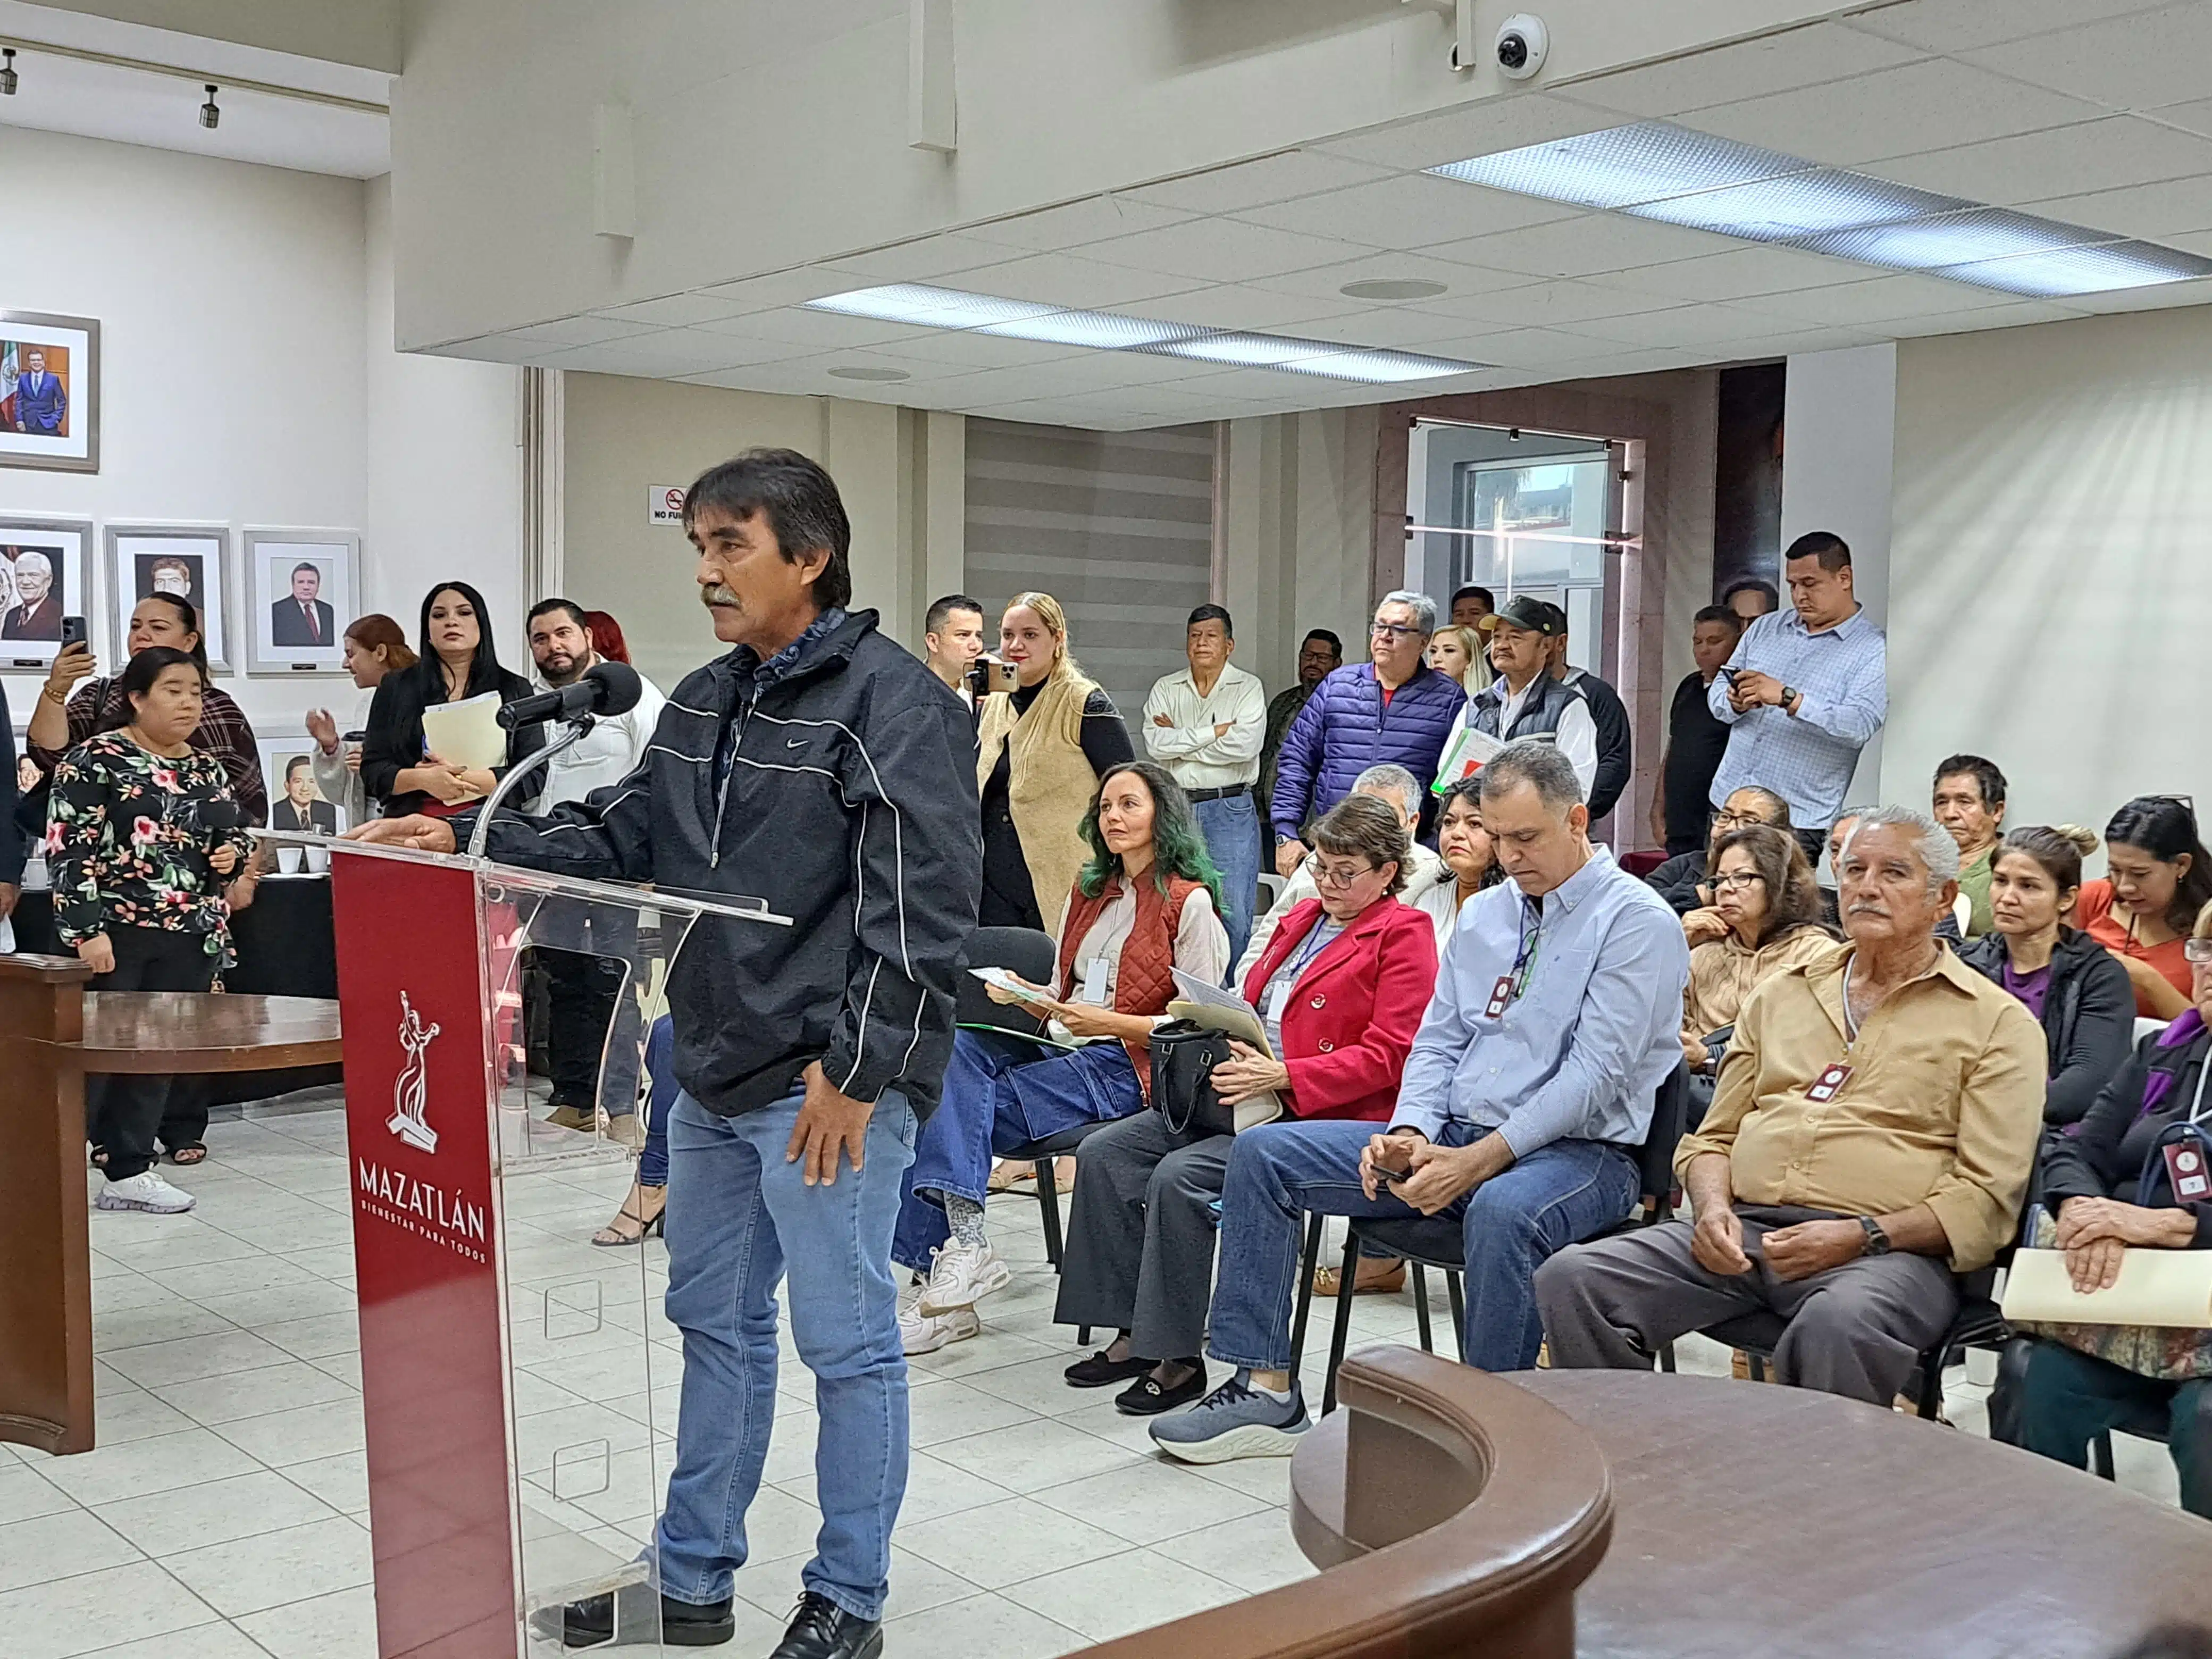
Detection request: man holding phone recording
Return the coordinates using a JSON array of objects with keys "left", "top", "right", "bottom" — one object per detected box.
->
[{"left": 1151, "top": 741, "right": 1688, "bottom": 1464}]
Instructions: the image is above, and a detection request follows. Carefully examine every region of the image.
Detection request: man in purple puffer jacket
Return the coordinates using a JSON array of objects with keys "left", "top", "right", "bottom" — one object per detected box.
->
[{"left": 1269, "top": 589, "right": 1465, "bottom": 875}]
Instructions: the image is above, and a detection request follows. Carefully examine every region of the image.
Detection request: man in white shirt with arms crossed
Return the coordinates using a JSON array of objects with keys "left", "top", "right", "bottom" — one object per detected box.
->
[{"left": 1144, "top": 604, "right": 1267, "bottom": 963}]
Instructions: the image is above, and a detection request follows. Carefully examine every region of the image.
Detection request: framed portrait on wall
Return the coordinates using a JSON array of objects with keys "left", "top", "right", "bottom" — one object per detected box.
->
[
  {"left": 244, "top": 528, "right": 359, "bottom": 676},
  {"left": 0, "top": 515, "right": 91, "bottom": 672},
  {"left": 107, "top": 525, "right": 230, "bottom": 673},
  {"left": 0, "top": 311, "right": 98, "bottom": 474},
  {"left": 257, "top": 732, "right": 348, "bottom": 839}
]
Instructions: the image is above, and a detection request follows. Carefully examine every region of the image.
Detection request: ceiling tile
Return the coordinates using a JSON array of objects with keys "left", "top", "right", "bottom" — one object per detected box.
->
[
  {"left": 2062, "top": 275, "right": 2212, "bottom": 313},
  {"left": 1440, "top": 325, "right": 1627, "bottom": 367},
  {"left": 1879, "top": 299, "right": 2092, "bottom": 336},
  {"left": 2020, "top": 173, "right": 2212, "bottom": 239},
  {"left": 1690, "top": 58, "right": 2109, "bottom": 168},
  {"left": 1563, "top": 303, "right": 1820, "bottom": 350},
  {"left": 1413, "top": 278, "right": 1683, "bottom": 329},
  {"left": 1122, "top": 151, "right": 1399, "bottom": 215},
  {"left": 1728, "top": 271, "right": 2029, "bottom": 326},
  {"left": 1560, "top": 22, "right": 1924, "bottom": 119},
  {"left": 1232, "top": 173, "right": 1578, "bottom": 248},
  {"left": 1962, "top": 5, "right": 2212, "bottom": 114},
  {"left": 589, "top": 292, "right": 760, "bottom": 328},
  {"left": 1276, "top": 307, "right": 1509, "bottom": 349},
  {"left": 433, "top": 335, "right": 551, "bottom": 365},
  {"left": 2151, "top": 98, "right": 2212, "bottom": 139},
  {"left": 1584, "top": 245, "right": 1882, "bottom": 304},
  {"left": 1115, "top": 283, "right": 1371, "bottom": 331},
  {"left": 677, "top": 356, "right": 849, "bottom": 396},
  {"left": 819, "top": 233, "right": 1021, "bottom": 282},
  {"left": 692, "top": 268, "right": 870, "bottom": 314},
  {"left": 1843, "top": 0, "right": 2169, "bottom": 55},
  {"left": 927, "top": 252, "right": 1204, "bottom": 309},
  {"left": 1250, "top": 248, "right": 1539, "bottom": 304},
  {"left": 695, "top": 307, "right": 941, "bottom": 351},
  {"left": 1439, "top": 213, "right": 1742, "bottom": 278},
  {"left": 509, "top": 315, "right": 663, "bottom": 348},
  {"left": 1314, "top": 93, "right": 1616, "bottom": 173},
  {"left": 1083, "top": 217, "right": 1368, "bottom": 283},
  {"left": 867, "top": 330, "right": 1090, "bottom": 368},
  {"left": 1878, "top": 116, "right": 2212, "bottom": 206},
  {"left": 962, "top": 194, "right": 1199, "bottom": 252},
  {"left": 540, "top": 329, "right": 802, "bottom": 377}
]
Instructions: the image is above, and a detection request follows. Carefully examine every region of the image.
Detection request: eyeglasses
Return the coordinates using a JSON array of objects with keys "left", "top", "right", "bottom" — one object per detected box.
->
[
  {"left": 1710, "top": 872, "right": 1767, "bottom": 892},
  {"left": 1712, "top": 809, "right": 1765, "bottom": 831},
  {"left": 1307, "top": 855, "right": 1379, "bottom": 890},
  {"left": 1370, "top": 622, "right": 1424, "bottom": 641},
  {"left": 2185, "top": 938, "right": 2212, "bottom": 966}
]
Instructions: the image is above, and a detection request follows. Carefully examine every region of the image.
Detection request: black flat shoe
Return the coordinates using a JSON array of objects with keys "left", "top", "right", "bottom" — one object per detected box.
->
[
  {"left": 1065, "top": 1347, "right": 1153, "bottom": 1388},
  {"left": 770, "top": 1592, "right": 882, "bottom": 1659},
  {"left": 531, "top": 1585, "right": 735, "bottom": 1648},
  {"left": 1115, "top": 1362, "right": 1208, "bottom": 1416}
]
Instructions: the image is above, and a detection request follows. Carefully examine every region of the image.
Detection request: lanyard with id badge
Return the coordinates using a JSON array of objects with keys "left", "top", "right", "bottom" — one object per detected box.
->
[
  {"left": 1807, "top": 969, "right": 1870, "bottom": 1104},
  {"left": 1264, "top": 920, "right": 1340, "bottom": 1025},
  {"left": 1485, "top": 899, "right": 1545, "bottom": 1020},
  {"left": 2139, "top": 1053, "right": 2212, "bottom": 1205}
]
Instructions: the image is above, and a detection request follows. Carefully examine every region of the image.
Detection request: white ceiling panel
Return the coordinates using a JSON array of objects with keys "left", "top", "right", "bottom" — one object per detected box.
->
[
  {"left": 1414, "top": 278, "right": 1684, "bottom": 329},
  {"left": 1231, "top": 173, "right": 1578, "bottom": 249},
  {"left": 1313, "top": 94, "right": 1616, "bottom": 173},
  {"left": 509, "top": 315, "right": 663, "bottom": 348},
  {"left": 1691, "top": 58, "right": 2110, "bottom": 168},
  {"left": 1563, "top": 303, "right": 1826, "bottom": 350},
  {"left": 1961, "top": 5, "right": 2212, "bottom": 114},
  {"left": 540, "top": 330, "right": 797, "bottom": 378},
  {"left": 2151, "top": 98, "right": 2212, "bottom": 139},
  {"left": 866, "top": 329, "right": 1091, "bottom": 369},
  {"left": 426, "top": 335, "right": 547, "bottom": 365},
  {"left": 1122, "top": 150, "right": 1399, "bottom": 216},
  {"left": 1878, "top": 299, "right": 2093, "bottom": 336},
  {"left": 589, "top": 292, "right": 761, "bottom": 328},
  {"left": 1444, "top": 325, "right": 1629, "bottom": 368},
  {"left": 925, "top": 252, "right": 1203, "bottom": 310},
  {"left": 1114, "top": 283, "right": 1372, "bottom": 331},
  {"left": 963, "top": 194, "right": 1199, "bottom": 252},
  {"left": 1842, "top": 0, "right": 2171, "bottom": 55},
  {"left": 696, "top": 307, "right": 942, "bottom": 351},
  {"left": 1728, "top": 272, "right": 2033, "bottom": 326},
  {"left": 818, "top": 233, "right": 1022, "bottom": 282},
  {"left": 1560, "top": 22, "right": 1925, "bottom": 119},
  {"left": 690, "top": 267, "right": 873, "bottom": 314},
  {"left": 2020, "top": 173, "right": 2212, "bottom": 239},
  {"left": 1589, "top": 246, "right": 1884, "bottom": 304},
  {"left": 1251, "top": 248, "right": 1540, "bottom": 304},
  {"left": 2056, "top": 275, "right": 2212, "bottom": 313},
  {"left": 1443, "top": 213, "right": 1743, "bottom": 278},
  {"left": 1278, "top": 307, "right": 1509, "bottom": 349},
  {"left": 1084, "top": 217, "right": 1370, "bottom": 283},
  {"left": 1879, "top": 116, "right": 2212, "bottom": 206}
]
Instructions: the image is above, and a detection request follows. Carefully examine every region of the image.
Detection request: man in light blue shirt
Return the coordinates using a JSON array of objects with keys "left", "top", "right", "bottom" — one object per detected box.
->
[
  {"left": 1151, "top": 741, "right": 1689, "bottom": 1464},
  {"left": 1707, "top": 531, "right": 1886, "bottom": 854}
]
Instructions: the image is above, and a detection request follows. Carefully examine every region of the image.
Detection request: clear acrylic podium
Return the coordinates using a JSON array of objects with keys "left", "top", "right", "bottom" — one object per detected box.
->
[{"left": 261, "top": 830, "right": 789, "bottom": 1659}]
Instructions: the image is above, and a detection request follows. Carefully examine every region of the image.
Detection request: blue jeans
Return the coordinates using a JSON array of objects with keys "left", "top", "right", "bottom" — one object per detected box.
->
[
  {"left": 653, "top": 1086, "right": 916, "bottom": 1621},
  {"left": 1193, "top": 792, "right": 1259, "bottom": 970},
  {"left": 639, "top": 1016, "right": 675, "bottom": 1187},
  {"left": 1207, "top": 1118, "right": 1638, "bottom": 1374},
  {"left": 891, "top": 1030, "right": 1144, "bottom": 1272}
]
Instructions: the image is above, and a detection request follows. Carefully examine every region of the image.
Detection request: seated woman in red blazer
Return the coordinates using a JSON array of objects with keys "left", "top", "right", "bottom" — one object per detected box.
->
[{"left": 1054, "top": 793, "right": 1440, "bottom": 1415}]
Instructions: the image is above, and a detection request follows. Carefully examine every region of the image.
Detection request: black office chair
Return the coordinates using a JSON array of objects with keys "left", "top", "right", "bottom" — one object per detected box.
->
[
  {"left": 1300, "top": 1065, "right": 1691, "bottom": 1412},
  {"left": 957, "top": 926, "right": 1110, "bottom": 1279}
]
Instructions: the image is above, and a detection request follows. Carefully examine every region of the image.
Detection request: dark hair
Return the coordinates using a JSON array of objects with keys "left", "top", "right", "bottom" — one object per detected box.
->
[
  {"left": 2104, "top": 796, "right": 2212, "bottom": 936},
  {"left": 1783, "top": 531, "right": 1851, "bottom": 572},
  {"left": 1303, "top": 629, "right": 1343, "bottom": 658},
  {"left": 527, "top": 598, "right": 591, "bottom": 633},
  {"left": 290, "top": 561, "right": 322, "bottom": 580},
  {"left": 684, "top": 448, "right": 852, "bottom": 610},
  {"left": 584, "top": 609, "right": 630, "bottom": 665},
  {"left": 343, "top": 613, "right": 418, "bottom": 674},
  {"left": 1436, "top": 775, "right": 1506, "bottom": 892},
  {"left": 1933, "top": 752, "right": 2006, "bottom": 809},
  {"left": 1718, "top": 784, "right": 1792, "bottom": 830},
  {"left": 1449, "top": 585, "right": 1495, "bottom": 613},
  {"left": 1311, "top": 793, "right": 1411, "bottom": 898},
  {"left": 119, "top": 645, "right": 200, "bottom": 706},
  {"left": 132, "top": 591, "right": 208, "bottom": 676},
  {"left": 925, "top": 593, "right": 983, "bottom": 635},
  {"left": 1711, "top": 823, "right": 1827, "bottom": 945},
  {"left": 1719, "top": 577, "right": 1780, "bottom": 613},
  {"left": 414, "top": 581, "right": 508, "bottom": 701},
  {"left": 1692, "top": 604, "right": 1744, "bottom": 632},
  {"left": 1995, "top": 825, "right": 2099, "bottom": 901},
  {"left": 1076, "top": 761, "right": 1224, "bottom": 911},
  {"left": 1186, "top": 603, "right": 1234, "bottom": 638},
  {"left": 285, "top": 753, "right": 311, "bottom": 782}
]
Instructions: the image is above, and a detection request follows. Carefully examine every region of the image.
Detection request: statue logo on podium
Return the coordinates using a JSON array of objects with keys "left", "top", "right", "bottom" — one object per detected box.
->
[{"left": 387, "top": 991, "right": 443, "bottom": 1154}]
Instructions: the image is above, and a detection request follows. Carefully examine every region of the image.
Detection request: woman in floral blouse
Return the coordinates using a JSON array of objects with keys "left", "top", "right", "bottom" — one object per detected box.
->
[{"left": 48, "top": 647, "right": 255, "bottom": 1215}]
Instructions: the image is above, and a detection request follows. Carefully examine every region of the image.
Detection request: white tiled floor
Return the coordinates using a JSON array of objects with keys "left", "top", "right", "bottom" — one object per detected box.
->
[{"left": 7, "top": 1101, "right": 2184, "bottom": 1658}]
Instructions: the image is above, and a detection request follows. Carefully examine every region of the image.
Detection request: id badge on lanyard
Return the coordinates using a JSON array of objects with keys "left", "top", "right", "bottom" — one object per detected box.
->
[{"left": 2142, "top": 1057, "right": 2212, "bottom": 1203}]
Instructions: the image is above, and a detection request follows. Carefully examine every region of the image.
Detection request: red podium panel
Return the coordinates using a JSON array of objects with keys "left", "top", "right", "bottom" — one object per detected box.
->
[{"left": 334, "top": 853, "right": 517, "bottom": 1659}]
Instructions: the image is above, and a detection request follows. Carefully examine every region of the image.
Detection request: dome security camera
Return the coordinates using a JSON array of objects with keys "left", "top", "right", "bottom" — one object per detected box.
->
[{"left": 1495, "top": 14, "right": 1548, "bottom": 79}]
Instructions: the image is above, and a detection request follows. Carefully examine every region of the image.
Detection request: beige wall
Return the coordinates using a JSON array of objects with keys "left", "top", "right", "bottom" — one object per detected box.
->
[{"left": 1885, "top": 305, "right": 2212, "bottom": 833}]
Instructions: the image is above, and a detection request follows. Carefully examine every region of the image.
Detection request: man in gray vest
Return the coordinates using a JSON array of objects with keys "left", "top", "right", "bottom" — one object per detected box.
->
[{"left": 1439, "top": 596, "right": 1597, "bottom": 800}]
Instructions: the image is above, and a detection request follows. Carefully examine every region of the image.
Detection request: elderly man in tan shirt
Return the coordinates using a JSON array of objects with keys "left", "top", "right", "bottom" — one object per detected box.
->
[{"left": 1537, "top": 805, "right": 2046, "bottom": 1406}]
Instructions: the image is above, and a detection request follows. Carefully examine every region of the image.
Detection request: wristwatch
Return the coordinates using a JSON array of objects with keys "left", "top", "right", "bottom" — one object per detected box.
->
[
  {"left": 1780, "top": 684, "right": 1800, "bottom": 713},
  {"left": 1858, "top": 1216, "right": 1891, "bottom": 1256}
]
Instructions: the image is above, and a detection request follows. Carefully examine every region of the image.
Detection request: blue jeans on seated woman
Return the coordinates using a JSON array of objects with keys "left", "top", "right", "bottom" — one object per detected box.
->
[
  {"left": 1205, "top": 1118, "right": 1639, "bottom": 1375},
  {"left": 891, "top": 1028, "right": 1145, "bottom": 1272}
]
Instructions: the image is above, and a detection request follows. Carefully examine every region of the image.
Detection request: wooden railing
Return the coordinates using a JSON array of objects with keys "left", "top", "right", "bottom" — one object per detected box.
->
[{"left": 1085, "top": 1346, "right": 1615, "bottom": 1659}]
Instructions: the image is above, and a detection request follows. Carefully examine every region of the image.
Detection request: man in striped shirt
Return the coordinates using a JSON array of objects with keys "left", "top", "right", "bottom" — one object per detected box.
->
[{"left": 1706, "top": 532, "right": 1886, "bottom": 865}]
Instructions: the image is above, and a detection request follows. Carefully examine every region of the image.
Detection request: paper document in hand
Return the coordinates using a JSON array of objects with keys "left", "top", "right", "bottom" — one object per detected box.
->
[
  {"left": 420, "top": 691, "right": 509, "bottom": 773},
  {"left": 967, "top": 965, "right": 1052, "bottom": 1005},
  {"left": 2001, "top": 1247, "right": 2212, "bottom": 1328},
  {"left": 1432, "top": 723, "right": 1504, "bottom": 792},
  {"left": 1170, "top": 967, "right": 1256, "bottom": 1015}
]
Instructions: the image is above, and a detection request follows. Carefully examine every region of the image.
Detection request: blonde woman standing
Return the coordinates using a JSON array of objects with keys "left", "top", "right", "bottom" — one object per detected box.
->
[{"left": 976, "top": 592, "right": 1134, "bottom": 935}]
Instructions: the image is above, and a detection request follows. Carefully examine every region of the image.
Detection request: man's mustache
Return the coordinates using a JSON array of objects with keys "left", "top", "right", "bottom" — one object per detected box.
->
[{"left": 701, "top": 584, "right": 739, "bottom": 608}]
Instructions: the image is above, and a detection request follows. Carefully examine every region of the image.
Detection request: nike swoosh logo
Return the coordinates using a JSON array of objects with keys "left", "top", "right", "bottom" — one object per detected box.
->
[{"left": 787, "top": 738, "right": 808, "bottom": 749}]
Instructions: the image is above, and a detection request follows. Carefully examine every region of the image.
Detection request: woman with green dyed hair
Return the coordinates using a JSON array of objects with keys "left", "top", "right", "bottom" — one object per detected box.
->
[{"left": 892, "top": 760, "right": 1232, "bottom": 1356}]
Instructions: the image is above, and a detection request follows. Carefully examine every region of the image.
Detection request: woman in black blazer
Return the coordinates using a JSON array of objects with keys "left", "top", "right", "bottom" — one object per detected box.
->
[{"left": 361, "top": 581, "right": 544, "bottom": 818}]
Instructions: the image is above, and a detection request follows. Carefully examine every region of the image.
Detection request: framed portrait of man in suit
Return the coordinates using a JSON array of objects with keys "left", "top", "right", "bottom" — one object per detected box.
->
[
  {"left": 107, "top": 525, "right": 230, "bottom": 673},
  {"left": 256, "top": 733, "right": 348, "bottom": 837},
  {"left": 245, "top": 529, "right": 359, "bottom": 676},
  {"left": 0, "top": 312, "right": 98, "bottom": 474},
  {"left": 0, "top": 515, "right": 90, "bottom": 672}
]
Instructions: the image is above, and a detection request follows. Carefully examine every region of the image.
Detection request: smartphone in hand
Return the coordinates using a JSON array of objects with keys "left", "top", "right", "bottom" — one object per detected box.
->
[{"left": 1370, "top": 1136, "right": 1417, "bottom": 1184}]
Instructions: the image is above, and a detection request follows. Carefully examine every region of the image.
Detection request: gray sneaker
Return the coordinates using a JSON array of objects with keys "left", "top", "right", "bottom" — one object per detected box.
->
[{"left": 1147, "top": 1370, "right": 1310, "bottom": 1464}]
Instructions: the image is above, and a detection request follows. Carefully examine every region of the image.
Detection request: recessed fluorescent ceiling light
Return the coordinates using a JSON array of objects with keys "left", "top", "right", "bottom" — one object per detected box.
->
[
  {"left": 1426, "top": 121, "right": 2212, "bottom": 296},
  {"left": 804, "top": 284, "right": 1484, "bottom": 382}
]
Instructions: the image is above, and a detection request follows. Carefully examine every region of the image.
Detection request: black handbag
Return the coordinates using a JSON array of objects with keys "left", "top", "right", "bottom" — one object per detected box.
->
[{"left": 1149, "top": 1019, "right": 1237, "bottom": 1140}]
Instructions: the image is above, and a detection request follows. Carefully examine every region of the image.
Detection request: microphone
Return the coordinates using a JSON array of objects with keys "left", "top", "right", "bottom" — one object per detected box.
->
[{"left": 497, "top": 660, "right": 643, "bottom": 730}]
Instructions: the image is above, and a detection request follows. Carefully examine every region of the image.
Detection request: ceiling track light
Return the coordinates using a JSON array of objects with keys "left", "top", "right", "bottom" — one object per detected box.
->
[
  {"left": 1, "top": 48, "right": 18, "bottom": 97},
  {"left": 199, "top": 83, "right": 219, "bottom": 129}
]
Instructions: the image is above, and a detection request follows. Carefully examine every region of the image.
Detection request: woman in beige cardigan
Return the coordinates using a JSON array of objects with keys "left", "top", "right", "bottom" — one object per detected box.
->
[{"left": 976, "top": 592, "right": 1135, "bottom": 936}]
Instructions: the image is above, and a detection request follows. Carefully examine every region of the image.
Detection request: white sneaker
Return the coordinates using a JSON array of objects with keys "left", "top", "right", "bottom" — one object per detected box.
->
[
  {"left": 96, "top": 1170, "right": 196, "bottom": 1214},
  {"left": 917, "top": 1239, "right": 1011, "bottom": 1316},
  {"left": 900, "top": 1294, "right": 979, "bottom": 1355}
]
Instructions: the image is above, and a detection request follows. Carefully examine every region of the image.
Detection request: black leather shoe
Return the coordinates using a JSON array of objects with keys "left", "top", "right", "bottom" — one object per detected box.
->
[
  {"left": 1115, "top": 1361, "right": 1208, "bottom": 1416},
  {"left": 769, "top": 1591, "right": 883, "bottom": 1659},
  {"left": 532, "top": 1584, "right": 736, "bottom": 1648},
  {"left": 1064, "top": 1347, "right": 1152, "bottom": 1388}
]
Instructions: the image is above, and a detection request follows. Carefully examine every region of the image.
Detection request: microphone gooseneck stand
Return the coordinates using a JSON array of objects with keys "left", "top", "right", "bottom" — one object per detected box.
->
[{"left": 465, "top": 714, "right": 593, "bottom": 860}]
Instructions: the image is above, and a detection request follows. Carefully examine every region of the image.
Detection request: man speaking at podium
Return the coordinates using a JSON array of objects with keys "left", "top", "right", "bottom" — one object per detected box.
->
[{"left": 357, "top": 449, "right": 980, "bottom": 1658}]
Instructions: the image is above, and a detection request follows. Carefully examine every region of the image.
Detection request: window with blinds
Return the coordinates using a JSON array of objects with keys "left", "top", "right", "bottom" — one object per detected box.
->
[{"left": 962, "top": 418, "right": 1216, "bottom": 727}]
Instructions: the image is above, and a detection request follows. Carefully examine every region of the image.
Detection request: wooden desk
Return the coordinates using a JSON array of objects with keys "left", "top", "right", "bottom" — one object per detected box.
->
[{"left": 0, "top": 964, "right": 342, "bottom": 1456}]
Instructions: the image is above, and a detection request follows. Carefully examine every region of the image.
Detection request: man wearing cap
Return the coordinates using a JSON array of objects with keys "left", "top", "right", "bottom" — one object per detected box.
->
[{"left": 1436, "top": 596, "right": 1598, "bottom": 802}]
